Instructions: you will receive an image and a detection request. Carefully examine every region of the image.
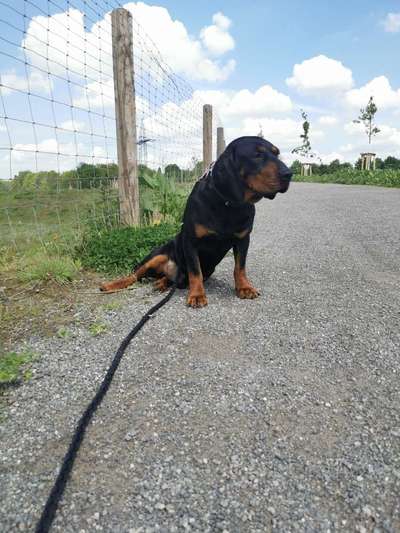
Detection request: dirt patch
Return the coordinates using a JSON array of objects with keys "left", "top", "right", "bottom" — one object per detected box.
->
[{"left": 0, "top": 270, "right": 134, "bottom": 351}]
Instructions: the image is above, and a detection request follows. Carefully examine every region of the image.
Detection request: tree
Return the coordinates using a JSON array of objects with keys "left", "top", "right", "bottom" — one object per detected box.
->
[
  {"left": 165, "top": 163, "right": 181, "bottom": 179},
  {"left": 290, "top": 160, "right": 302, "bottom": 174},
  {"left": 383, "top": 155, "right": 400, "bottom": 170},
  {"left": 353, "top": 96, "right": 380, "bottom": 145},
  {"left": 292, "top": 110, "right": 313, "bottom": 159}
]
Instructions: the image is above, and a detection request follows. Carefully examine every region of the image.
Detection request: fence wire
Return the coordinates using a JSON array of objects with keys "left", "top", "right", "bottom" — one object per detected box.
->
[{"left": 0, "top": 0, "right": 222, "bottom": 255}]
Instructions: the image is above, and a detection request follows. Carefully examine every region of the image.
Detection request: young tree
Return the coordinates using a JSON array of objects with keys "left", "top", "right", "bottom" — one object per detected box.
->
[
  {"left": 353, "top": 96, "right": 380, "bottom": 145},
  {"left": 292, "top": 110, "right": 313, "bottom": 158}
]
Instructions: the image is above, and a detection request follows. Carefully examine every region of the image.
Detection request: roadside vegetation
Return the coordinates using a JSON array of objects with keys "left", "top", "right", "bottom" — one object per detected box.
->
[
  {"left": 0, "top": 162, "right": 192, "bottom": 349},
  {"left": 291, "top": 157, "right": 400, "bottom": 187}
]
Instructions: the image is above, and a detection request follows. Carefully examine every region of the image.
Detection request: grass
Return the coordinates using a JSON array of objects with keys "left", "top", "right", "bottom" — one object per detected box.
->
[
  {"left": 57, "top": 327, "right": 72, "bottom": 339},
  {"left": 17, "top": 253, "right": 82, "bottom": 283},
  {"left": 0, "top": 187, "right": 119, "bottom": 252},
  {"left": 102, "top": 301, "right": 122, "bottom": 311},
  {"left": 0, "top": 351, "right": 36, "bottom": 388},
  {"left": 89, "top": 321, "right": 108, "bottom": 336},
  {"left": 293, "top": 169, "right": 400, "bottom": 187},
  {"left": 76, "top": 221, "right": 180, "bottom": 275}
]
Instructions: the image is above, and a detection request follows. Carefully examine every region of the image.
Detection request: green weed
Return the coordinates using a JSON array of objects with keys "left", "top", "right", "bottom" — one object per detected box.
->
[
  {"left": 0, "top": 351, "right": 36, "bottom": 387},
  {"left": 89, "top": 321, "right": 108, "bottom": 336}
]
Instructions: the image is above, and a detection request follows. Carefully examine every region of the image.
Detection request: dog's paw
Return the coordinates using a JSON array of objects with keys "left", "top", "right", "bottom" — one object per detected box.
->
[
  {"left": 236, "top": 286, "right": 260, "bottom": 299},
  {"left": 99, "top": 282, "right": 115, "bottom": 293},
  {"left": 187, "top": 293, "right": 208, "bottom": 308},
  {"left": 153, "top": 277, "right": 169, "bottom": 292}
]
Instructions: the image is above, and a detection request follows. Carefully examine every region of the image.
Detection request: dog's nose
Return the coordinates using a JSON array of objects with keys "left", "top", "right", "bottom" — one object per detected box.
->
[{"left": 280, "top": 168, "right": 293, "bottom": 180}]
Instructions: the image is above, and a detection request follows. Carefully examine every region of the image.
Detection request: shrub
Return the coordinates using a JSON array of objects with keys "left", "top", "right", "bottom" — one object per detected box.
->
[{"left": 76, "top": 221, "right": 180, "bottom": 274}]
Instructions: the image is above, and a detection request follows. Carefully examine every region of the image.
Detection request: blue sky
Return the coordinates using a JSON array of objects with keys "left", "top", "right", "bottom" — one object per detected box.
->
[
  {"left": 143, "top": 0, "right": 400, "bottom": 91},
  {"left": 1, "top": 0, "right": 400, "bottom": 177}
]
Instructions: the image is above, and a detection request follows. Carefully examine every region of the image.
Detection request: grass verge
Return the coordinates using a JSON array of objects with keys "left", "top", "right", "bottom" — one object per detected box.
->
[{"left": 293, "top": 170, "right": 400, "bottom": 187}]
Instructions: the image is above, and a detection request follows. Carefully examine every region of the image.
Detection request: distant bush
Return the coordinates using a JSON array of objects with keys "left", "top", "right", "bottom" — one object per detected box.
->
[
  {"left": 293, "top": 169, "right": 400, "bottom": 188},
  {"left": 76, "top": 222, "right": 180, "bottom": 274}
]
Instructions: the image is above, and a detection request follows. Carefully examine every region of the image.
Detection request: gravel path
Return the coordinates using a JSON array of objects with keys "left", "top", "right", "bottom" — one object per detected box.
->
[{"left": 1, "top": 182, "right": 400, "bottom": 533}]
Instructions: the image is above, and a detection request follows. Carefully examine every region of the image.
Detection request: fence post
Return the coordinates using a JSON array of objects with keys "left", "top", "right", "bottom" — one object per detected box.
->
[
  {"left": 216, "top": 126, "right": 225, "bottom": 158},
  {"left": 111, "top": 8, "right": 139, "bottom": 226},
  {"left": 203, "top": 104, "right": 213, "bottom": 171}
]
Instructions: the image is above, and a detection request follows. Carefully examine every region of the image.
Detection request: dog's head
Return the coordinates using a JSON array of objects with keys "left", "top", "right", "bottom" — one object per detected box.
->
[{"left": 215, "top": 136, "right": 292, "bottom": 203}]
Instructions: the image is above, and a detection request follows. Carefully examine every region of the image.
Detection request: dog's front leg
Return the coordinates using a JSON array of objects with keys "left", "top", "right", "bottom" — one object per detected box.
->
[
  {"left": 233, "top": 236, "right": 260, "bottom": 299},
  {"left": 183, "top": 235, "right": 208, "bottom": 308}
]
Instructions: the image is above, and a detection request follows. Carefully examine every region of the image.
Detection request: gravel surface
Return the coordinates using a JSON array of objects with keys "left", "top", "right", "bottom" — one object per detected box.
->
[{"left": 1, "top": 182, "right": 400, "bottom": 533}]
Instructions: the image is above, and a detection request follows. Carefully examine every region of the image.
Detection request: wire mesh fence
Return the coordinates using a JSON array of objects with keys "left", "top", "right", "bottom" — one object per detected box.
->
[{"left": 0, "top": 0, "right": 223, "bottom": 256}]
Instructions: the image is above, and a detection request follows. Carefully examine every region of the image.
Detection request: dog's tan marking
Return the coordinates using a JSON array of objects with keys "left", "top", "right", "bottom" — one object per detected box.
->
[
  {"left": 187, "top": 272, "right": 208, "bottom": 308},
  {"left": 234, "top": 255, "right": 259, "bottom": 299},
  {"left": 194, "top": 223, "right": 216, "bottom": 238},
  {"left": 134, "top": 254, "right": 168, "bottom": 280},
  {"left": 153, "top": 276, "right": 169, "bottom": 292},
  {"left": 247, "top": 161, "right": 280, "bottom": 195},
  {"left": 100, "top": 254, "right": 168, "bottom": 293},
  {"left": 163, "top": 259, "right": 177, "bottom": 280},
  {"left": 100, "top": 274, "right": 137, "bottom": 293},
  {"left": 234, "top": 228, "right": 250, "bottom": 239}
]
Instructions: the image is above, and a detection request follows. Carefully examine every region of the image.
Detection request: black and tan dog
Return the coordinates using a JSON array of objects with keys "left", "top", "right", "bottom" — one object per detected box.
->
[{"left": 100, "top": 136, "right": 292, "bottom": 307}]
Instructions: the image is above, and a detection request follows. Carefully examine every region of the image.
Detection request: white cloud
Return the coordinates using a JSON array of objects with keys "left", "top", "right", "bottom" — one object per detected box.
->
[
  {"left": 318, "top": 115, "right": 338, "bottom": 125},
  {"left": 345, "top": 76, "right": 400, "bottom": 109},
  {"left": 22, "top": 4, "right": 235, "bottom": 85},
  {"left": 382, "top": 13, "right": 400, "bottom": 33},
  {"left": 195, "top": 84, "right": 293, "bottom": 122},
  {"left": 59, "top": 120, "right": 86, "bottom": 131},
  {"left": 200, "top": 12, "right": 235, "bottom": 56},
  {"left": 344, "top": 121, "right": 364, "bottom": 135},
  {"left": 317, "top": 152, "right": 345, "bottom": 164},
  {"left": 238, "top": 117, "right": 324, "bottom": 149},
  {"left": 339, "top": 143, "right": 355, "bottom": 153},
  {"left": 286, "top": 55, "right": 353, "bottom": 93},
  {"left": 0, "top": 70, "right": 52, "bottom": 96},
  {"left": 73, "top": 78, "right": 115, "bottom": 109},
  {"left": 125, "top": 2, "right": 235, "bottom": 82},
  {"left": 344, "top": 120, "right": 400, "bottom": 151}
]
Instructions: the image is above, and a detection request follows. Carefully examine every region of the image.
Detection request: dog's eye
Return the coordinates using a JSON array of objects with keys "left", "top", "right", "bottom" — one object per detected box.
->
[{"left": 271, "top": 146, "right": 280, "bottom": 156}]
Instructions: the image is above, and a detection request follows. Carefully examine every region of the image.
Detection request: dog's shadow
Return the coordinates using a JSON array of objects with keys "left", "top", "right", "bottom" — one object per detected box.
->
[{"left": 203, "top": 276, "right": 234, "bottom": 299}]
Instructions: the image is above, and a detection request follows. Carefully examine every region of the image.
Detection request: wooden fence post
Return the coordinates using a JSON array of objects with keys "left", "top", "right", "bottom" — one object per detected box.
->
[
  {"left": 203, "top": 104, "right": 213, "bottom": 171},
  {"left": 216, "top": 126, "right": 225, "bottom": 159},
  {"left": 111, "top": 8, "right": 139, "bottom": 226}
]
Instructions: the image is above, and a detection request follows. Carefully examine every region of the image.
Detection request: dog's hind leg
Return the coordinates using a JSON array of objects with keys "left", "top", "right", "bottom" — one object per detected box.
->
[{"left": 100, "top": 254, "right": 170, "bottom": 293}]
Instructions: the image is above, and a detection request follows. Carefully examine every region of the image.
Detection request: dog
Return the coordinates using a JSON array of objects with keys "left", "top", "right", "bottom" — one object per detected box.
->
[{"left": 100, "top": 136, "right": 292, "bottom": 307}]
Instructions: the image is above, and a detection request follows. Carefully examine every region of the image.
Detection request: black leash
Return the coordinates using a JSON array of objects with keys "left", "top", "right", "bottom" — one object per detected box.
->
[{"left": 35, "top": 283, "right": 177, "bottom": 533}]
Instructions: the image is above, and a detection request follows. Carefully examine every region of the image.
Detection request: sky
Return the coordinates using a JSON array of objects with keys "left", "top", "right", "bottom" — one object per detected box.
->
[{"left": 1, "top": 0, "right": 400, "bottom": 178}]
